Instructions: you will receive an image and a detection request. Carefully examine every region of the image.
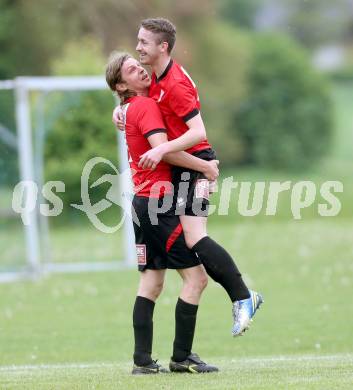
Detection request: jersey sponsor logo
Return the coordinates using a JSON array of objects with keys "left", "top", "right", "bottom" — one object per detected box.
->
[
  {"left": 136, "top": 244, "right": 147, "bottom": 265},
  {"left": 195, "top": 179, "right": 210, "bottom": 200}
]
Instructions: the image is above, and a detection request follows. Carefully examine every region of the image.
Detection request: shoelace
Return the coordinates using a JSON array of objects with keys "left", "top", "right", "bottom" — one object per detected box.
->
[
  {"left": 232, "top": 301, "right": 241, "bottom": 318},
  {"left": 152, "top": 359, "right": 161, "bottom": 370},
  {"left": 190, "top": 353, "right": 206, "bottom": 365}
]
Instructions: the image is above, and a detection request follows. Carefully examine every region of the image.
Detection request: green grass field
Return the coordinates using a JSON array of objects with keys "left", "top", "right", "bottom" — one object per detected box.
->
[
  {"left": 1, "top": 219, "right": 353, "bottom": 389},
  {"left": 0, "top": 82, "right": 353, "bottom": 388}
]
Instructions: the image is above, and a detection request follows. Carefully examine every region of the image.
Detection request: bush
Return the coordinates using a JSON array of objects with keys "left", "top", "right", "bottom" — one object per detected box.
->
[
  {"left": 235, "top": 33, "right": 333, "bottom": 170},
  {"left": 45, "top": 91, "right": 117, "bottom": 209},
  {"left": 45, "top": 38, "right": 117, "bottom": 210},
  {"left": 180, "top": 22, "right": 251, "bottom": 165}
]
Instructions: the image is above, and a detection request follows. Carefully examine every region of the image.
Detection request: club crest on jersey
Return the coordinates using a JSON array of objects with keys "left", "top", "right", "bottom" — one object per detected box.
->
[
  {"left": 136, "top": 244, "right": 147, "bottom": 265},
  {"left": 195, "top": 179, "right": 210, "bottom": 200}
]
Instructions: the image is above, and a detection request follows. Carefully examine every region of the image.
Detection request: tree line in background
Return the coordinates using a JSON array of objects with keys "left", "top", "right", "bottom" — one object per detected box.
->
[{"left": 1, "top": 0, "right": 352, "bottom": 207}]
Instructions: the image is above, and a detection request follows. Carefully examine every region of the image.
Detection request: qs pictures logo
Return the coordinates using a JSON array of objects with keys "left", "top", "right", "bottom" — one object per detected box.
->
[{"left": 11, "top": 157, "right": 146, "bottom": 233}]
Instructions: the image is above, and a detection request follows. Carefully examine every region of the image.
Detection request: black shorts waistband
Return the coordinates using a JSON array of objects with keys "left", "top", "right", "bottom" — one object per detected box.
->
[{"left": 191, "top": 148, "right": 217, "bottom": 161}]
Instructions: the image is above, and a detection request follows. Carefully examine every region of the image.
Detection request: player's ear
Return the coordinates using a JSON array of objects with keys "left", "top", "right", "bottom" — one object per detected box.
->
[
  {"left": 116, "top": 82, "right": 127, "bottom": 94},
  {"left": 160, "top": 41, "right": 169, "bottom": 54}
]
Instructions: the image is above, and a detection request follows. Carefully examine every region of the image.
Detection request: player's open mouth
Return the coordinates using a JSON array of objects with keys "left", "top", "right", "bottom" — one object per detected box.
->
[{"left": 142, "top": 74, "right": 148, "bottom": 80}]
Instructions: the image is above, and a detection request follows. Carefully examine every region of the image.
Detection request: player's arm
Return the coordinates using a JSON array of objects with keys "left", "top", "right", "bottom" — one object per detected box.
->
[
  {"left": 150, "top": 113, "right": 206, "bottom": 152},
  {"left": 139, "top": 114, "right": 206, "bottom": 169},
  {"left": 139, "top": 82, "right": 206, "bottom": 169},
  {"left": 146, "top": 132, "right": 219, "bottom": 181},
  {"left": 156, "top": 112, "right": 206, "bottom": 153}
]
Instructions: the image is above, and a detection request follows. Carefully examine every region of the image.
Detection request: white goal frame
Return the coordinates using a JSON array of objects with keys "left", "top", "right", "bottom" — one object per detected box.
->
[{"left": 0, "top": 76, "right": 136, "bottom": 282}]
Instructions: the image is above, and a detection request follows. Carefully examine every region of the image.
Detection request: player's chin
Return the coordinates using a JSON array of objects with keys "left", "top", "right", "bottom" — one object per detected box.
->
[{"left": 139, "top": 54, "right": 150, "bottom": 64}]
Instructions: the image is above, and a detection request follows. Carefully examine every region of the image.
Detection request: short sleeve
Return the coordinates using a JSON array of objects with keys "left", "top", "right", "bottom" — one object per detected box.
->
[
  {"left": 136, "top": 98, "right": 167, "bottom": 138},
  {"left": 168, "top": 82, "right": 199, "bottom": 122}
]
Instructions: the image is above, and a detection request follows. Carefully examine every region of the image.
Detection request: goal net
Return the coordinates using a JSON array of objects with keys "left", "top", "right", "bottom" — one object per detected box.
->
[{"left": 0, "top": 77, "right": 135, "bottom": 282}]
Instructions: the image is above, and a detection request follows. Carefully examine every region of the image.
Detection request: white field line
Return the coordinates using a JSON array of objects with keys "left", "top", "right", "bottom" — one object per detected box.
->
[{"left": 1, "top": 354, "right": 353, "bottom": 373}]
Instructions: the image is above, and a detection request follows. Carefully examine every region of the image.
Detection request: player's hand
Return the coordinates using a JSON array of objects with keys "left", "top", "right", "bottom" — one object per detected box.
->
[
  {"left": 203, "top": 159, "right": 219, "bottom": 181},
  {"left": 138, "top": 144, "right": 166, "bottom": 170},
  {"left": 112, "top": 106, "right": 124, "bottom": 131}
]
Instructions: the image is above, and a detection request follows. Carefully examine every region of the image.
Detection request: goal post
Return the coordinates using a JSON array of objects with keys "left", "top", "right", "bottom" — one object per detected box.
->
[{"left": 0, "top": 76, "right": 136, "bottom": 279}]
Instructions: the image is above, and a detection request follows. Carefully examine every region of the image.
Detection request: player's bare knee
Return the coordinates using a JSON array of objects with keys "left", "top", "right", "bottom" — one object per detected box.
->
[
  {"left": 154, "top": 280, "right": 164, "bottom": 298},
  {"left": 184, "top": 275, "right": 208, "bottom": 294},
  {"left": 184, "top": 231, "right": 207, "bottom": 249},
  {"left": 200, "top": 273, "right": 208, "bottom": 290},
  {"left": 138, "top": 282, "right": 164, "bottom": 301},
  {"left": 151, "top": 281, "right": 164, "bottom": 300},
  {"left": 184, "top": 233, "right": 199, "bottom": 249}
]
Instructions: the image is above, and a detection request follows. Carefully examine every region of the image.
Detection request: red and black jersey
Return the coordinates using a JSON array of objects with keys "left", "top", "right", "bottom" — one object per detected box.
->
[
  {"left": 123, "top": 96, "right": 172, "bottom": 198},
  {"left": 149, "top": 59, "right": 212, "bottom": 155}
]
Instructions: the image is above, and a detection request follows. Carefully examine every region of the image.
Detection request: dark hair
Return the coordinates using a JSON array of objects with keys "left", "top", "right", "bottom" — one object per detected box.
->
[
  {"left": 141, "top": 18, "right": 176, "bottom": 53},
  {"left": 105, "top": 52, "right": 137, "bottom": 103}
]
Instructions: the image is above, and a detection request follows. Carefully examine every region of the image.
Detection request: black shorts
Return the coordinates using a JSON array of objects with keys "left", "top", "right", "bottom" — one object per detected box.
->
[
  {"left": 132, "top": 195, "right": 201, "bottom": 272},
  {"left": 171, "top": 148, "right": 217, "bottom": 217}
]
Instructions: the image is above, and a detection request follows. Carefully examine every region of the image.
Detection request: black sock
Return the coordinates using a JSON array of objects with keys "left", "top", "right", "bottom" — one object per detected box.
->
[
  {"left": 192, "top": 236, "right": 250, "bottom": 302},
  {"left": 172, "top": 297, "right": 198, "bottom": 362},
  {"left": 133, "top": 296, "right": 155, "bottom": 366}
]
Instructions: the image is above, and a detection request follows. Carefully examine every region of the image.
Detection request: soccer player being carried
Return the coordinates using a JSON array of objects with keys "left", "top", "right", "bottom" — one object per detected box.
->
[
  {"left": 106, "top": 53, "right": 220, "bottom": 374},
  {"left": 113, "top": 18, "right": 263, "bottom": 337}
]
